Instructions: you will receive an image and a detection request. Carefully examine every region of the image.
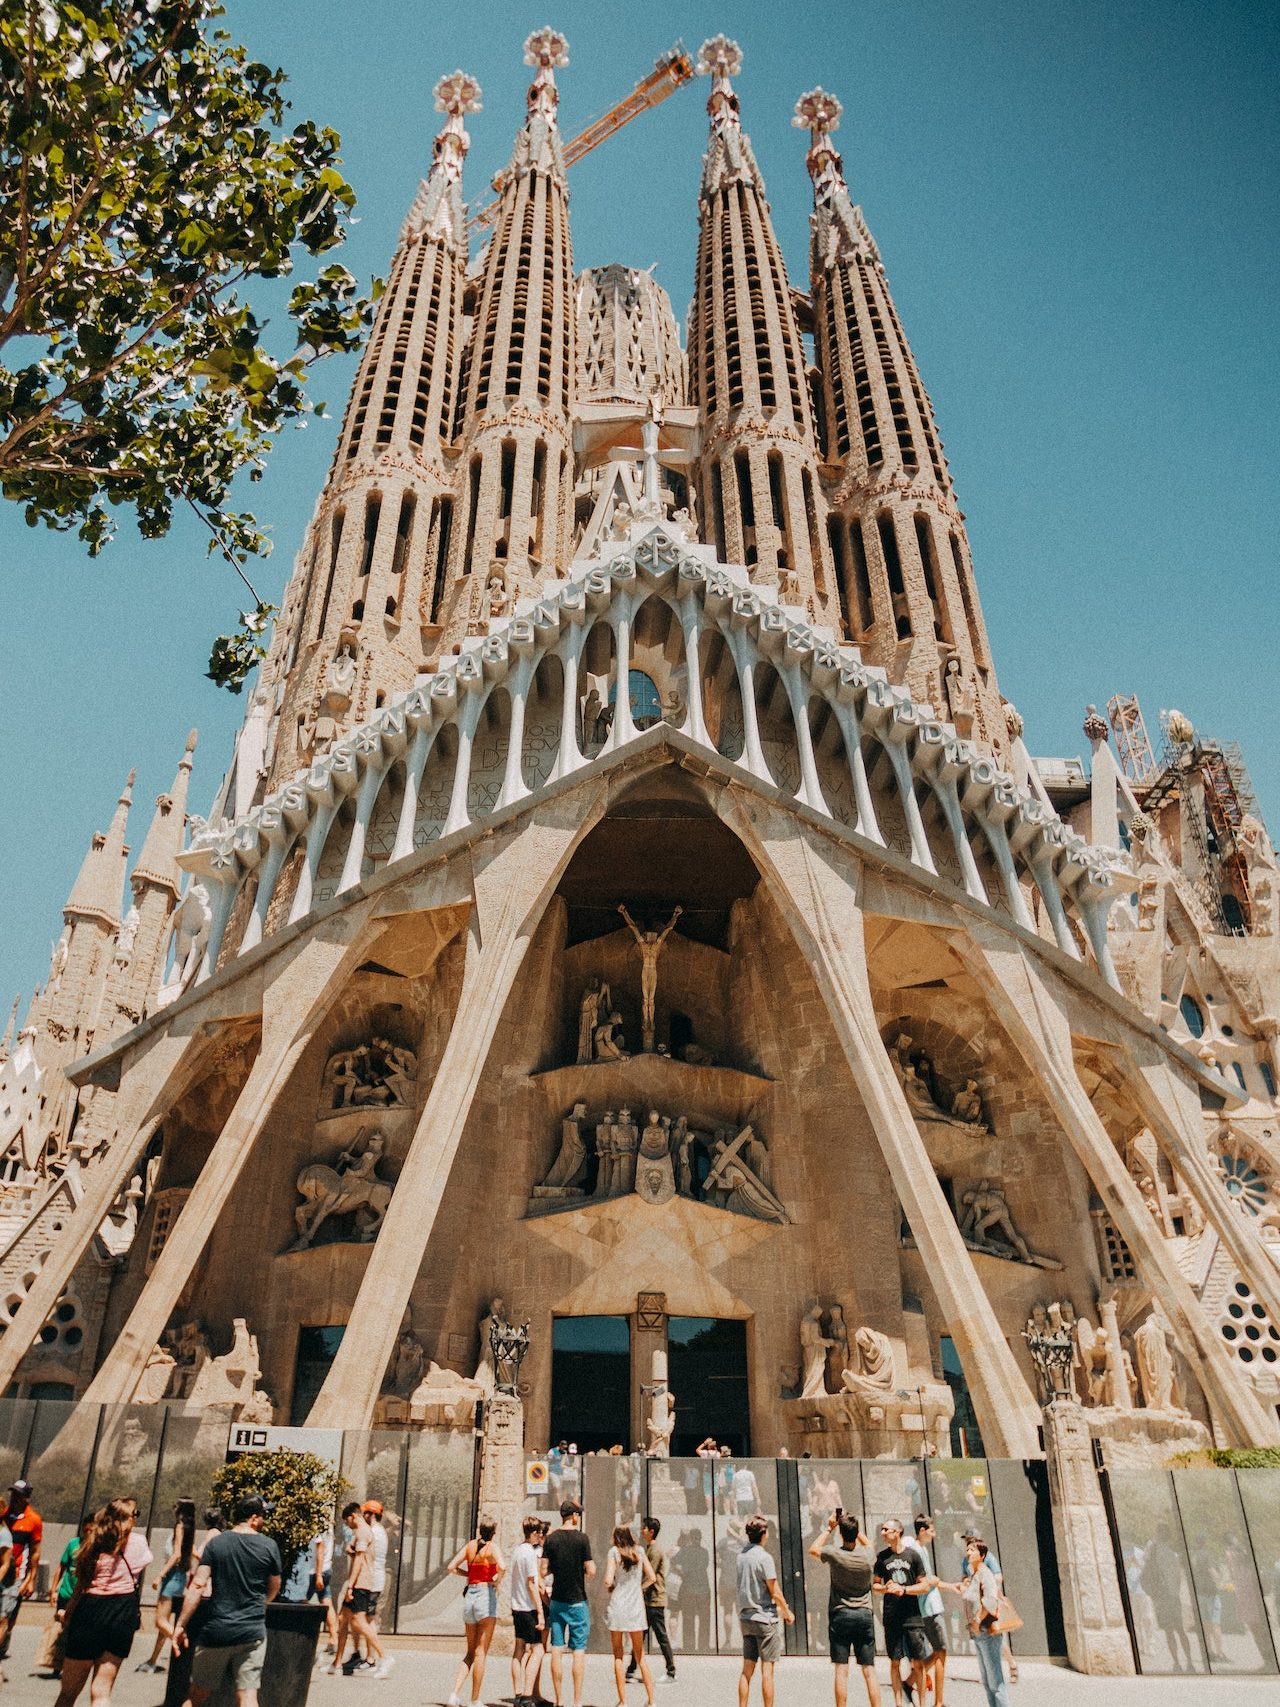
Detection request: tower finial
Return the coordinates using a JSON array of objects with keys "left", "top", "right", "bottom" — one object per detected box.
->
[
  {"left": 696, "top": 35, "right": 743, "bottom": 135},
  {"left": 523, "top": 27, "right": 569, "bottom": 127},
  {"left": 794, "top": 88, "right": 846, "bottom": 203},
  {"left": 432, "top": 69, "right": 482, "bottom": 186}
]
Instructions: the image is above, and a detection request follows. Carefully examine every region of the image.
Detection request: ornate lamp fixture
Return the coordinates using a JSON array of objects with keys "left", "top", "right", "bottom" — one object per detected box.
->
[{"left": 489, "top": 1313, "right": 531, "bottom": 1395}]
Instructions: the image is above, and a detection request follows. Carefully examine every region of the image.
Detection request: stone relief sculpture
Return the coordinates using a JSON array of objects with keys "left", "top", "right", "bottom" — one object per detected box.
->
[
  {"left": 578, "top": 977, "right": 611, "bottom": 1062},
  {"left": 618, "top": 903, "right": 683, "bottom": 1052},
  {"left": 786, "top": 1302, "right": 955, "bottom": 1457},
  {"left": 172, "top": 1322, "right": 211, "bottom": 1398},
  {"left": 474, "top": 1297, "right": 504, "bottom": 1392},
  {"left": 382, "top": 1315, "right": 426, "bottom": 1399},
  {"left": 290, "top": 1128, "right": 394, "bottom": 1249},
  {"left": 187, "top": 1317, "right": 260, "bottom": 1412},
  {"left": 530, "top": 1106, "right": 787, "bottom": 1224},
  {"left": 890, "top": 1035, "right": 988, "bottom": 1133},
  {"left": 114, "top": 906, "right": 140, "bottom": 965},
  {"left": 322, "top": 1037, "right": 417, "bottom": 1112},
  {"left": 312, "top": 638, "right": 358, "bottom": 748},
  {"left": 959, "top": 1178, "right": 1030, "bottom": 1260},
  {"left": 646, "top": 1389, "right": 676, "bottom": 1456}
]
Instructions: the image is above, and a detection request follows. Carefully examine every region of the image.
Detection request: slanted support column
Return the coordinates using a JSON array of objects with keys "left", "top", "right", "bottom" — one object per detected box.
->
[
  {"left": 1042, "top": 1399, "right": 1136, "bottom": 1674},
  {"left": 0, "top": 1024, "right": 202, "bottom": 1397},
  {"left": 718, "top": 790, "right": 1041, "bottom": 1459},
  {"left": 81, "top": 929, "right": 362, "bottom": 1406},
  {"left": 289, "top": 800, "right": 340, "bottom": 925},
  {"left": 307, "top": 794, "right": 604, "bottom": 1431},
  {"left": 952, "top": 926, "right": 1280, "bottom": 1446},
  {"left": 391, "top": 726, "right": 435, "bottom": 864},
  {"left": 1125, "top": 1054, "right": 1280, "bottom": 1337}
]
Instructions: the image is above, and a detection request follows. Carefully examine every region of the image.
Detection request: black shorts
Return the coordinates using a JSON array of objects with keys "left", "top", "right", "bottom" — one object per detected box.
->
[
  {"left": 347, "top": 1587, "right": 380, "bottom": 1617},
  {"left": 63, "top": 1593, "right": 141, "bottom": 1663},
  {"left": 884, "top": 1617, "right": 931, "bottom": 1662},
  {"left": 829, "top": 1607, "right": 875, "bottom": 1667},
  {"left": 513, "top": 1609, "right": 544, "bottom": 1645},
  {"left": 921, "top": 1613, "right": 947, "bottom": 1653}
]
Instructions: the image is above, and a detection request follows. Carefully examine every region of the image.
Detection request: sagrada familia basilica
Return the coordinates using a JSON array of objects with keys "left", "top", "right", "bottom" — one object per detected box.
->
[{"left": 1, "top": 32, "right": 1277, "bottom": 1477}]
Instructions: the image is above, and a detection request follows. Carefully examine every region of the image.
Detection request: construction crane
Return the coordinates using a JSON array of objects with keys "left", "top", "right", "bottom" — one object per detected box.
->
[
  {"left": 468, "top": 41, "right": 695, "bottom": 237},
  {"left": 1107, "top": 692, "right": 1157, "bottom": 785}
]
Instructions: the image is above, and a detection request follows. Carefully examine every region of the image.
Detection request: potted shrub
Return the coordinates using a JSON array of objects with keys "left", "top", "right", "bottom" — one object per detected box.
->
[{"left": 164, "top": 1448, "right": 344, "bottom": 1707}]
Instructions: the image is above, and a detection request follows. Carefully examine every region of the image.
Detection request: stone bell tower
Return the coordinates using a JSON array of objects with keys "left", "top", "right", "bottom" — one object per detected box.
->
[
  {"left": 688, "top": 37, "right": 836, "bottom": 620},
  {"left": 443, "top": 28, "right": 577, "bottom": 633},
  {"left": 798, "top": 88, "right": 1005, "bottom": 753},
  {"left": 259, "top": 70, "right": 481, "bottom": 789}
]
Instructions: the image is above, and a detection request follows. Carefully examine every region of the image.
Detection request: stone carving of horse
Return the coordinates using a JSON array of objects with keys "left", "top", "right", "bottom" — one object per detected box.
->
[{"left": 292, "top": 1147, "right": 392, "bottom": 1249}]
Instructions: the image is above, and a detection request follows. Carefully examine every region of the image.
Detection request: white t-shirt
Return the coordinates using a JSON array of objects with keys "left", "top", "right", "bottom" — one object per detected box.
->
[
  {"left": 510, "top": 1541, "right": 541, "bottom": 1613},
  {"left": 368, "top": 1523, "right": 388, "bottom": 1593}
]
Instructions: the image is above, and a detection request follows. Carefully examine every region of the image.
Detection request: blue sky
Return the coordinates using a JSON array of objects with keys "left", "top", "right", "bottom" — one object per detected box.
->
[{"left": 1, "top": 0, "right": 1277, "bottom": 1007}]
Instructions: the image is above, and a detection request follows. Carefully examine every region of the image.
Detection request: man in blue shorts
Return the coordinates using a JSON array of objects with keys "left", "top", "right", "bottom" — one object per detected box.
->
[{"left": 541, "top": 1498, "right": 594, "bottom": 1707}]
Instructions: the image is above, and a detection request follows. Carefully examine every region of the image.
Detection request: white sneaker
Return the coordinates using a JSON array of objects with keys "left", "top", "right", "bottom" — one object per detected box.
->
[
  {"left": 374, "top": 1656, "right": 396, "bottom": 1679},
  {"left": 447, "top": 1695, "right": 462, "bottom": 1706}
]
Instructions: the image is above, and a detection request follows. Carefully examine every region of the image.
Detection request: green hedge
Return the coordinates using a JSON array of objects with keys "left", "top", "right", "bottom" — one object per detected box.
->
[{"left": 1169, "top": 1446, "right": 1280, "bottom": 1470}]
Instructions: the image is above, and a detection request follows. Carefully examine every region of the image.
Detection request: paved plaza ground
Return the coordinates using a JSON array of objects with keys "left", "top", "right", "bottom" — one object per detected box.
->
[{"left": 0, "top": 1623, "right": 1273, "bottom": 1707}]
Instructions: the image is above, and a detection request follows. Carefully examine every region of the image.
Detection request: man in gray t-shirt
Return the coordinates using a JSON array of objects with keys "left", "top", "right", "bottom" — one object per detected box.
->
[{"left": 735, "top": 1515, "right": 794, "bottom": 1702}]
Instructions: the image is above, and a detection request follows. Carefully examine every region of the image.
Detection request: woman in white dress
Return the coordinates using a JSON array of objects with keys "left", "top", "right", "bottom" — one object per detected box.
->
[{"left": 604, "top": 1524, "right": 656, "bottom": 1707}]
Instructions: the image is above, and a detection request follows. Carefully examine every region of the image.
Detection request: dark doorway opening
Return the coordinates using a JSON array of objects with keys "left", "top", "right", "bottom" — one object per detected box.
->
[
  {"left": 551, "top": 1316, "right": 630, "bottom": 1451},
  {"left": 291, "top": 1325, "right": 345, "bottom": 1426},
  {"left": 668, "top": 1317, "right": 749, "bottom": 1454},
  {"left": 941, "top": 1334, "right": 986, "bottom": 1456}
]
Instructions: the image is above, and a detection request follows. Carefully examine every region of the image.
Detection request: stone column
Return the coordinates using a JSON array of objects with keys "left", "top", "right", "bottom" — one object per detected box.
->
[
  {"left": 953, "top": 925, "right": 1280, "bottom": 1446},
  {"left": 1042, "top": 1398, "right": 1136, "bottom": 1675},
  {"left": 0, "top": 1023, "right": 200, "bottom": 1397},
  {"left": 82, "top": 930, "right": 359, "bottom": 1405},
  {"left": 631, "top": 1292, "right": 667, "bottom": 1454},
  {"left": 306, "top": 800, "right": 600, "bottom": 1431},
  {"left": 719, "top": 790, "right": 1042, "bottom": 1458},
  {"left": 478, "top": 1391, "right": 526, "bottom": 1657}
]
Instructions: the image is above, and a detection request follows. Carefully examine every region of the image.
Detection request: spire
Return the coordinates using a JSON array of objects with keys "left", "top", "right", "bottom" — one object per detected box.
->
[
  {"left": 131, "top": 730, "right": 197, "bottom": 896},
  {"left": 0, "top": 995, "right": 18, "bottom": 1065},
  {"left": 688, "top": 40, "right": 834, "bottom": 615},
  {"left": 696, "top": 34, "right": 762, "bottom": 200},
  {"left": 793, "top": 88, "right": 878, "bottom": 263},
  {"left": 798, "top": 86, "right": 1005, "bottom": 752},
  {"left": 401, "top": 70, "right": 482, "bottom": 249},
  {"left": 65, "top": 769, "right": 134, "bottom": 926},
  {"left": 511, "top": 26, "right": 570, "bottom": 183}
]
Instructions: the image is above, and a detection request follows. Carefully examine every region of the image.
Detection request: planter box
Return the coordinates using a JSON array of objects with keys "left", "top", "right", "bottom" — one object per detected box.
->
[{"left": 162, "top": 1601, "right": 326, "bottom": 1707}]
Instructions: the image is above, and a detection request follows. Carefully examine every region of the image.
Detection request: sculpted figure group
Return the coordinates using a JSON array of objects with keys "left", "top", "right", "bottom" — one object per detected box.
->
[
  {"left": 1026, "top": 1297, "right": 1187, "bottom": 1416},
  {"left": 535, "top": 1105, "right": 786, "bottom": 1224}
]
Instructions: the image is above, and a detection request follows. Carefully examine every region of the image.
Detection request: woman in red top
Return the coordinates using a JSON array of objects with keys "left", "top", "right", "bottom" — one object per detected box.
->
[
  {"left": 445, "top": 1517, "right": 505, "bottom": 1707},
  {"left": 55, "top": 1498, "right": 152, "bottom": 1707}
]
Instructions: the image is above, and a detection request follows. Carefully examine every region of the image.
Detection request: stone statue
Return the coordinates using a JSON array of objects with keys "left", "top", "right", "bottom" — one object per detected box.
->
[
  {"left": 540, "top": 1102, "right": 590, "bottom": 1192},
  {"left": 1134, "top": 1305, "right": 1179, "bottom": 1412},
  {"left": 944, "top": 658, "right": 976, "bottom": 737},
  {"left": 322, "top": 1037, "right": 417, "bottom": 1111},
  {"left": 839, "top": 1326, "right": 897, "bottom": 1401},
  {"left": 704, "top": 1126, "right": 788, "bottom": 1223},
  {"left": 239, "top": 1389, "right": 275, "bottom": 1425},
  {"left": 115, "top": 906, "right": 140, "bottom": 964},
  {"left": 384, "top": 1317, "right": 426, "bottom": 1399},
  {"left": 959, "top": 1179, "right": 1031, "bottom": 1261},
  {"left": 647, "top": 1389, "right": 676, "bottom": 1457},
  {"left": 156, "top": 881, "right": 212, "bottom": 1007},
  {"left": 582, "top": 687, "right": 607, "bottom": 749},
  {"left": 1071, "top": 1312, "right": 1110, "bottom": 1407},
  {"left": 595, "top": 1111, "right": 617, "bottom": 1195},
  {"left": 950, "top": 1080, "right": 986, "bottom": 1128},
  {"left": 593, "top": 1011, "right": 628, "bottom": 1061},
  {"left": 799, "top": 1302, "right": 835, "bottom": 1399},
  {"left": 325, "top": 642, "right": 357, "bottom": 704},
  {"left": 487, "top": 574, "right": 509, "bottom": 618},
  {"left": 1136, "top": 1172, "right": 1163, "bottom": 1224},
  {"left": 48, "top": 934, "right": 69, "bottom": 996},
  {"left": 618, "top": 903, "right": 683, "bottom": 1052},
  {"left": 474, "top": 1297, "right": 504, "bottom": 1393},
  {"left": 291, "top": 1128, "right": 394, "bottom": 1249},
  {"left": 172, "top": 1321, "right": 211, "bottom": 1399},
  {"left": 578, "top": 976, "right": 611, "bottom": 1063},
  {"left": 675, "top": 1119, "right": 694, "bottom": 1197},
  {"left": 614, "top": 1108, "right": 640, "bottom": 1194},
  {"left": 188, "top": 1318, "right": 260, "bottom": 1412},
  {"left": 826, "top": 1303, "right": 850, "bottom": 1393},
  {"left": 136, "top": 1339, "right": 178, "bottom": 1405}
]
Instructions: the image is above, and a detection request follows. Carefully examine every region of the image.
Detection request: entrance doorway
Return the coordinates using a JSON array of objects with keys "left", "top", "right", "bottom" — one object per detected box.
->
[
  {"left": 668, "top": 1317, "right": 749, "bottom": 1454},
  {"left": 551, "top": 1316, "right": 630, "bottom": 1451},
  {"left": 291, "top": 1324, "right": 345, "bottom": 1426}
]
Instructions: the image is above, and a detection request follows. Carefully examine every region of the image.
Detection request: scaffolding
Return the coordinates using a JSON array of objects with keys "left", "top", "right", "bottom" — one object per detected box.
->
[{"left": 1107, "top": 692, "right": 1157, "bottom": 784}]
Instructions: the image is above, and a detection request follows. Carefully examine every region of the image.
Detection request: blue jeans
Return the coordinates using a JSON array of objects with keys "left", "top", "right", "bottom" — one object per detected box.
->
[{"left": 974, "top": 1631, "right": 1009, "bottom": 1707}]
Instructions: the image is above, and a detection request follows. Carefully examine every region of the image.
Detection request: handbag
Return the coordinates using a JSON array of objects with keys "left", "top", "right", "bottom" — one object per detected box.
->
[{"left": 990, "top": 1594, "right": 1023, "bottom": 1635}]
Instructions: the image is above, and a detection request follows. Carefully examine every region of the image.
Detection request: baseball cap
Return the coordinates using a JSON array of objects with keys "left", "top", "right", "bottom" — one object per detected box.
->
[
  {"left": 362, "top": 1500, "right": 384, "bottom": 1516},
  {"left": 559, "top": 1498, "right": 582, "bottom": 1518}
]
